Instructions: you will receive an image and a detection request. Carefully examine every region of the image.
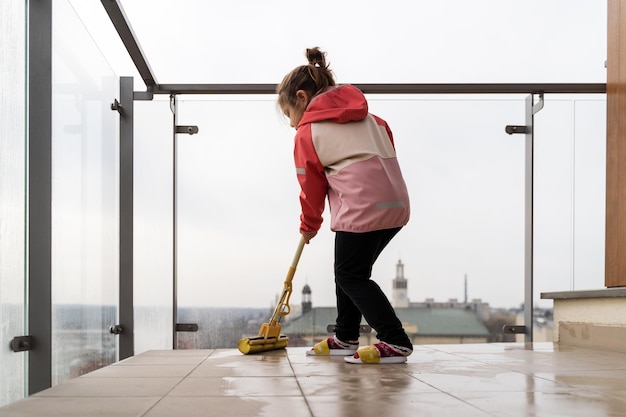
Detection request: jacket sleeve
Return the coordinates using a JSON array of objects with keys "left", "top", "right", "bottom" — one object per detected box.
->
[{"left": 294, "top": 125, "right": 328, "bottom": 233}]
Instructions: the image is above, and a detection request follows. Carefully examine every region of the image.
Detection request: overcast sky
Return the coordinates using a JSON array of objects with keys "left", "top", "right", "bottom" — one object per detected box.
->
[{"left": 63, "top": 0, "right": 607, "bottom": 310}]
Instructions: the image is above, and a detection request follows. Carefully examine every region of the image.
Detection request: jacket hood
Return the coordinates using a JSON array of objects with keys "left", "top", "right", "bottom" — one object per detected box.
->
[{"left": 298, "top": 84, "right": 368, "bottom": 128}]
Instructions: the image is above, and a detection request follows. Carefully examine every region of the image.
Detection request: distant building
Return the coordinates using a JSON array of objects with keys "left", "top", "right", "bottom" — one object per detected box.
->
[
  {"left": 411, "top": 298, "right": 491, "bottom": 322},
  {"left": 392, "top": 259, "right": 409, "bottom": 307},
  {"left": 282, "top": 306, "right": 490, "bottom": 347},
  {"left": 301, "top": 284, "right": 312, "bottom": 314},
  {"left": 284, "top": 260, "right": 490, "bottom": 346},
  {"left": 390, "top": 260, "right": 491, "bottom": 321}
]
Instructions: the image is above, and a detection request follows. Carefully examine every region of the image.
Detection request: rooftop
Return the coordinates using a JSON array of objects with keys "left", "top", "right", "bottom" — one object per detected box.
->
[
  {"left": 2, "top": 342, "right": 626, "bottom": 417},
  {"left": 284, "top": 306, "right": 490, "bottom": 337}
]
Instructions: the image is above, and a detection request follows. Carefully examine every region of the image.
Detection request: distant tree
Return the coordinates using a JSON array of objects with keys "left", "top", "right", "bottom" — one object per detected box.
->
[{"left": 483, "top": 312, "right": 517, "bottom": 343}]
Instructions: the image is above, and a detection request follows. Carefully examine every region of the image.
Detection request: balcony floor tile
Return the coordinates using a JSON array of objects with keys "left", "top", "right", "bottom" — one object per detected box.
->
[{"left": 2, "top": 343, "right": 626, "bottom": 417}]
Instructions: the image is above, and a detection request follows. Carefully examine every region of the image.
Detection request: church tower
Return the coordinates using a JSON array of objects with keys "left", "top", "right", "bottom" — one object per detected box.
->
[
  {"left": 392, "top": 259, "right": 409, "bottom": 308},
  {"left": 302, "top": 284, "right": 312, "bottom": 314}
]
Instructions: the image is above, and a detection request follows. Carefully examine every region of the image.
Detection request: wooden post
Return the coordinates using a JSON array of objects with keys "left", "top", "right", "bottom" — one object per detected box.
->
[{"left": 606, "top": 0, "right": 626, "bottom": 287}]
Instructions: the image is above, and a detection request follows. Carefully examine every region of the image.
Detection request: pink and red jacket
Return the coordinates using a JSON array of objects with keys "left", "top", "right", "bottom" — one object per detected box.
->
[{"left": 294, "top": 84, "right": 410, "bottom": 233}]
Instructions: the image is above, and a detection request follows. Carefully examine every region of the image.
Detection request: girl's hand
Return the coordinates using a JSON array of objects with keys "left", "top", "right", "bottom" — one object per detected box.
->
[{"left": 301, "top": 230, "right": 317, "bottom": 244}]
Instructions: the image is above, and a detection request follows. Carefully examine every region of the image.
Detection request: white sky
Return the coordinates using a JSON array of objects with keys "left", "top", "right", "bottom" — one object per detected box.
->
[{"left": 63, "top": 0, "right": 607, "bottom": 310}]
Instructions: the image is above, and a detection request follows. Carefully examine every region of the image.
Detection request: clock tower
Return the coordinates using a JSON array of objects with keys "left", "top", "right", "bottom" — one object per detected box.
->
[{"left": 392, "top": 259, "right": 409, "bottom": 308}]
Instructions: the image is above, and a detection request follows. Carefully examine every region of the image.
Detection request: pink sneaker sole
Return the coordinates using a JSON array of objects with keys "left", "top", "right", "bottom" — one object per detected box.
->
[
  {"left": 306, "top": 349, "right": 356, "bottom": 356},
  {"left": 344, "top": 354, "right": 406, "bottom": 364},
  {"left": 343, "top": 343, "right": 408, "bottom": 364}
]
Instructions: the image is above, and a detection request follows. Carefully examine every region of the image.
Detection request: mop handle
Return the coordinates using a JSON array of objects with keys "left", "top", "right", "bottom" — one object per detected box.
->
[
  {"left": 284, "top": 235, "right": 306, "bottom": 291},
  {"left": 289, "top": 236, "right": 306, "bottom": 273},
  {"left": 270, "top": 236, "right": 306, "bottom": 322}
]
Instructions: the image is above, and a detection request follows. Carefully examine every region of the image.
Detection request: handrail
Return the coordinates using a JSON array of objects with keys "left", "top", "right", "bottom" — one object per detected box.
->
[
  {"left": 101, "top": 0, "right": 157, "bottom": 88},
  {"left": 152, "top": 83, "right": 606, "bottom": 95}
]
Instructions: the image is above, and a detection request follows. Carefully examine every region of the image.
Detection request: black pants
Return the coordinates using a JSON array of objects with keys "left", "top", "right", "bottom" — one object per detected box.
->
[{"left": 333, "top": 227, "right": 412, "bottom": 350}]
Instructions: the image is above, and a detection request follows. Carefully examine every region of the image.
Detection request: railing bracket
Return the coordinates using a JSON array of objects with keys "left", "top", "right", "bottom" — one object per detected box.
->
[
  {"left": 134, "top": 91, "right": 154, "bottom": 101},
  {"left": 11, "top": 336, "right": 34, "bottom": 352},
  {"left": 176, "top": 323, "right": 199, "bottom": 332},
  {"left": 505, "top": 125, "right": 528, "bottom": 135},
  {"left": 175, "top": 125, "right": 199, "bottom": 135},
  {"left": 110, "top": 98, "right": 122, "bottom": 112},
  {"left": 503, "top": 325, "right": 527, "bottom": 334},
  {"left": 532, "top": 93, "right": 545, "bottom": 115},
  {"left": 109, "top": 325, "right": 123, "bottom": 335}
]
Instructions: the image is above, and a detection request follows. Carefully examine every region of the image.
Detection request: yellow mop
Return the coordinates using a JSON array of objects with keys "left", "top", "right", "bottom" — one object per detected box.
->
[{"left": 237, "top": 236, "right": 306, "bottom": 354}]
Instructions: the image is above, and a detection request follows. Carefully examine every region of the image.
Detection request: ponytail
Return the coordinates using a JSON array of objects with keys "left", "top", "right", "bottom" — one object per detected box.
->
[{"left": 277, "top": 47, "right": 336, "bottom": 112}]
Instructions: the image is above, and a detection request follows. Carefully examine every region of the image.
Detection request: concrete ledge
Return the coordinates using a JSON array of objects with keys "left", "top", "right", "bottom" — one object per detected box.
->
[
  {"left": 542, "top": 289, "right": 626, "bottom": 349},
  {"left": 559, "top": 322, "right": 626, "bottom": 351},
  {"left": 541, "top": 287, "right": 626, "bottom": 300}
]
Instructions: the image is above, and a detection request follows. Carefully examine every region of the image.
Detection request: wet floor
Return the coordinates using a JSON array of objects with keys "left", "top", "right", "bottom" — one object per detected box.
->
[{"left": 2, "top": 342, "right": 626, "bottom": 416}]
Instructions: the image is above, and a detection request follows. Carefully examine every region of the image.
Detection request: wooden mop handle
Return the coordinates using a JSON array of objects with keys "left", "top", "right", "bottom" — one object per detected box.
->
[
  {"left": 286, "top": 236, "right": 306, "bottom": 282},
  {"left": 270, "top": 236, "right": 306, "bottom": 322}
]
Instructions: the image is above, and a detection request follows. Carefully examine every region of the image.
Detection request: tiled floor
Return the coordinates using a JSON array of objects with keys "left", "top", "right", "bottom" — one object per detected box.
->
[{"left": 2, "top": 342, "right": 626, "bottom": 417}]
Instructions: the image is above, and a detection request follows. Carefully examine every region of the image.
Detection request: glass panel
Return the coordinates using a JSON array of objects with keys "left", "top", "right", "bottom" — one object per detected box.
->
[
  {"left": 172, "top": 96, "right": 528, "bottom": 348},
  {"left": 366, "top": 96, "right": 527, "bottom": 310},
  {"left": 174, "top": 98, "right": 300, "bottom": 349},
  {"left": 0, "top": 0, "right": 26, "bottom": 406},
  {"left": 118, "top": 1, "right": 606, "bottom": 84},
  {"left": 51, "top": 0, "right": 119, "bottom": 385},
  {"left": 134, "top": 98, "right": 174, "bottom": 353},
  {"left": 572, "top": 99, "right": 606, "bottom": 289},
  {"left": 172, "top": 94, "right": 606, "bottom": 347},
  {"left": 534, "top": 96, "right": 606, "bottom": 297}
]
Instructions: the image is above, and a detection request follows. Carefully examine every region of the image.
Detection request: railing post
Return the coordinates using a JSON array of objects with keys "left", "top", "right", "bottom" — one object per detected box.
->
[
  {"left": 523, "top": 94, "right": 535, "bottom": 343},
  {"left": 118, "top": 76, "right": 135, "bottom": 359},
  {"left": 169, "top": 95, "right": 199, "bottom": 349},
  {"left": 28, "top": 0, "right": 52, "bottom": 395},
  {"left": 504, "top": 93, "right": 544, "bottom": 342},
  {"left": 523, "top": 93, "right": 544, "bottom": 343},
  {"left": 170, "top": 94, "right": 179, "bottom": 350}
]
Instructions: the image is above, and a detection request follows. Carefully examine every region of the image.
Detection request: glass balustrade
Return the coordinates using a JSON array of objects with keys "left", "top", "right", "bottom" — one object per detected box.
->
[
  {"left": 164, "top": 94, "right": 605, "bottom": 349},
  {"left": 0, "top": 0, "right": 27, "bottom": 407},
  {"left": 50, "top": 0, "right": 119, "bottom": 385},
  {"left": 0, "top": 0, "right": 608, "bottom": 406}
]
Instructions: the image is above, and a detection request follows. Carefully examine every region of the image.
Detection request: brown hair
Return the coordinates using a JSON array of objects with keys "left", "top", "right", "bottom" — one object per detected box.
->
[{"left": 277, "top": 47, "right": 336, "bottom": 117}]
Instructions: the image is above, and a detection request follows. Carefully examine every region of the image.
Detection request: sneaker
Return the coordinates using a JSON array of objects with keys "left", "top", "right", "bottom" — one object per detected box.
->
[
  {"left": 344, "top": 341, "right": 412, "bottom": 364},
  {"left": 306, "top": 336, "right": 359, "bottom": 356}
]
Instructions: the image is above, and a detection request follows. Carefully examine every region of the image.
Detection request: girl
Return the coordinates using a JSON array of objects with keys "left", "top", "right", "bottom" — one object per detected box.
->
[{"left": 277, "top": 47, "right": 413, "bottom": 364}]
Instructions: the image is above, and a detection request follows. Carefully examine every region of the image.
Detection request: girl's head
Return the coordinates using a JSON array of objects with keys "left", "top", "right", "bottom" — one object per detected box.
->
[{"left": 277, "top": 47, "right": 336, "bottom": 128}]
